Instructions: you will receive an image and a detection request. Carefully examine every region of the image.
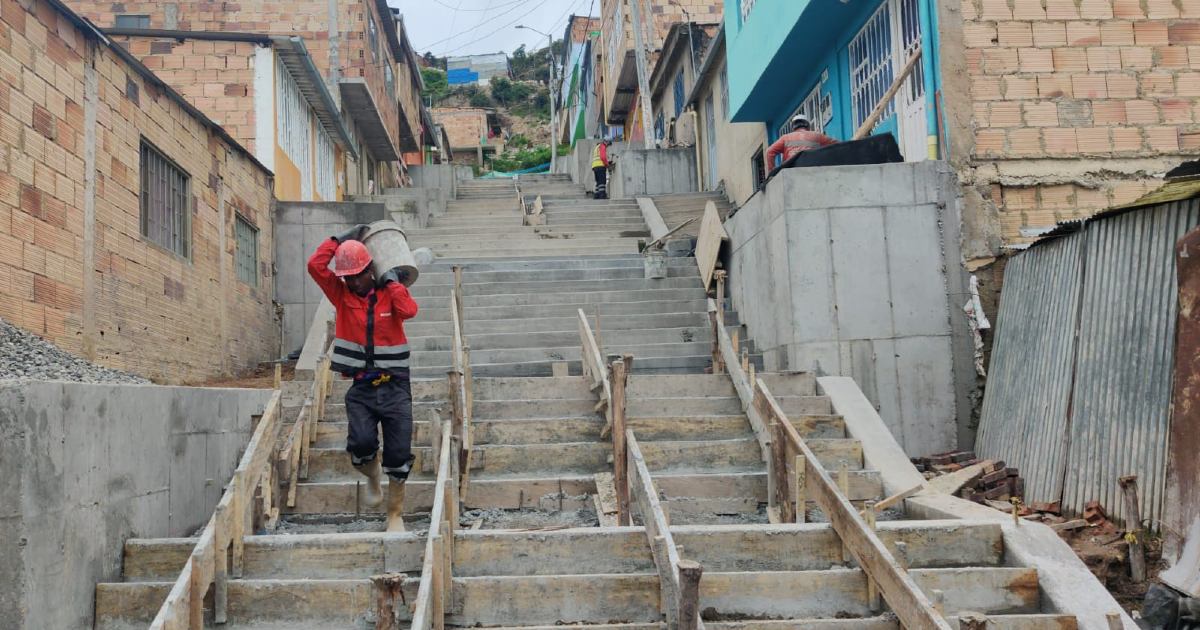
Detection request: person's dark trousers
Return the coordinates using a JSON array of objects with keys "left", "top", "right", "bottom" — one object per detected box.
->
[
  {"left": 593, "top": 166, "right": 608, "bottom": 199},
  {"left": 344, "top": 375, "right": 414, "bottom": 479}
]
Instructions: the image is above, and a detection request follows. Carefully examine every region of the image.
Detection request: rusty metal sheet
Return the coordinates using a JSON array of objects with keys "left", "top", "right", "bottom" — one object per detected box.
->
[
  {"left": 1164, "top": 223, "right": 1200, "bottom": 571},
  {"left": 975, "top": 232, "right": 1084, "bottom": 506}
]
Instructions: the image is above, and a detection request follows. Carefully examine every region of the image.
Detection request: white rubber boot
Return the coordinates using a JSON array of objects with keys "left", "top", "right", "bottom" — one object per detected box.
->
[
  {"left": 353, "top": 457, "right": 383, "bottom": 508},
  {"left": 386, "top": 477, "right": 406, "bottom": 532}
]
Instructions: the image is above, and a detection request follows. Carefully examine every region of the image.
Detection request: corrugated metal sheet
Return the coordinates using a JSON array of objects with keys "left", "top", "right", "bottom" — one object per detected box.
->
[
  {"left": 976, "top": 233, "right": 1083, "bottom": 506},
  {"left": 976, "top": 198, "right": 1200, "bottom": 525}
]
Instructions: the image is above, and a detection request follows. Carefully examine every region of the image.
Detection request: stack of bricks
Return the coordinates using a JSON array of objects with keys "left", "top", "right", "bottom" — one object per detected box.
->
[
  {"left": 961, "top": 0, "right": 1200, "bottom": 243},
  {"left": 0, "top": 0, "right": 278, "bottom": 384},
  {"left": 110, "top": 36, "right": 260, "bottom": 153},
  {"left": 913, "top": 450, "right": 1027, "bottom": 503}
]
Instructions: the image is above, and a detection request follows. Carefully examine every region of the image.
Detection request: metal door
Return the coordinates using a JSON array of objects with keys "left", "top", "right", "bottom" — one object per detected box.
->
[{"left": 892, "top": 0, "right": 927, "bottom": 160}]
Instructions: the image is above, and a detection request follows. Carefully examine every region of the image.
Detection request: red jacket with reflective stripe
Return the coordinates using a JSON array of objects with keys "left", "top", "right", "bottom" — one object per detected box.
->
[
  {"left": 307, "top": 238, "right": 419, "bottom": 375},
  {"left": 765, "top": 130, "right": 838, "bottom": 167}
]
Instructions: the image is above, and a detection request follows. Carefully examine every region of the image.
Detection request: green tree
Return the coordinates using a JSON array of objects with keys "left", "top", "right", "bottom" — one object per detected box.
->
[{"left": 420, "top": 68, "right": 449, "bottom": 104}]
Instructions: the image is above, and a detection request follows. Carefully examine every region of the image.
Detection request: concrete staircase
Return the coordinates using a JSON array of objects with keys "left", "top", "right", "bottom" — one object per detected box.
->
[
  {"left": 93, "top": 372, "right": 1079, "bottom": 629},
  {"left": 397, "top": 175, "right": 753, "bottom": 379},
  {"left": 91, "top": 176, "right": 1101, "bottom": 629}
]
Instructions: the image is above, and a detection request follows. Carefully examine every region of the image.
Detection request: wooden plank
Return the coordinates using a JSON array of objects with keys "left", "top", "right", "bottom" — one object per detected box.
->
[
  {"left": 645, "top": 217, "right": 699, "bottom": 251},
  {"left": 611, "top": 356, "right": 632, "bottom": 526},
  {"left": 755, "top": 379, "right": 951, "bottom": 630},
  {"left": 578, "top": 309, "right": 612, "bottom": 436},
  {"left": 1119, "top": 475, "right": 1146, "bottom": 582},
  {"left": 411, "top": 419, "right": 455, "bottom": 629},
  {"left": 677, "top": 559, "right": 703, "bottom": 630},
  {"left": 593, "top": 472, "right": 620, "bottom": 526},
  {"left": 926, "top": 461, "right": 990, "bottom": 495},
  {"left": 696, "top": 201, "right": 728, "bottom": 289},
  {"left": 712, "top": 299, "right": 769, "bottom": 458}
]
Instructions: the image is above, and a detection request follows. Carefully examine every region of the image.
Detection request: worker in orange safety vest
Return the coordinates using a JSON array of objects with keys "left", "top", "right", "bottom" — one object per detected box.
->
[{"left": 765, "top": 114, "right": 838, "bottom": 172}]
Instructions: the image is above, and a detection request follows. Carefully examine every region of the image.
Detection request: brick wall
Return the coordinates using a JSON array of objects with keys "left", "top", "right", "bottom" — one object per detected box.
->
[
  {"left": 959, "top": 0, "right": 1200, "bottom": 245},
  {"left": 434, "top": 108, "right": 490, "bottom": 149},
  {"left": 109, "top": 36, "right": 259, "bottom": 153},
  {"left": 0, "top": 0, "right": 278, "bottom": 383},
  {"left": 65, "top": 0, "right": 402, "bottom": 163}
]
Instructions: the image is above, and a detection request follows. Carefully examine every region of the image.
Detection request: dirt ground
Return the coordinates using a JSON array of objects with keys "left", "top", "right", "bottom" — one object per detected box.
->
[
  {"left": 198, "top": 361, "right": 296, "bottom": 389},
  {"left": 1057, "top": 521, "right": 1164, "bottom": 614}
]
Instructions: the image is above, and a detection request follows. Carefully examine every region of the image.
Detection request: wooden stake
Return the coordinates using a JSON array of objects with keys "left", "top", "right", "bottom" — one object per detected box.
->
[
  {"left": 594, "top": 304, "right": 604, "bottom": 357},
  {"left": 1106, "top": 611, "right": 1124, "bottom": 630},
  {"left": 612, "top": 356, "right": 633, "bottom": 526},
  {"left": 714, "top": 270, "right": 727, "bottom": 327},
  {"left": 677, "top": 559, "right": 703, "bottom": 630},
  {"left": 731, "top": 328, "right": 739, "bottom": 354},
  {"left": 273, "top": 363, "right": 281, "bottom": 389},
  {"left": 865, "top": 500, "right": 879, "bottom": 611},
  {"left": 839, "top": 463, "right": 851, "bottom": 562},
  {"left": 1119, "top": 475, "right": 1147, "bottom": 582},
  {"left": 452, "top": 266, "right": 464, "bottom": 326},
  {"left": 371, "top": 573, "right": 406, "bottom": 630},
  {"left": 959, "top": 612, "right": 989, "bottom": 630},
  {"left": 794, "top": 455, "right": 806, "bottom": 523}
]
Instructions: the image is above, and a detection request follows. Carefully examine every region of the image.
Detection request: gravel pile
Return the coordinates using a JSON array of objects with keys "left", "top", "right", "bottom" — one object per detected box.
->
[{"left": 0, "top": 318, "right": 148, "bottom": 384}]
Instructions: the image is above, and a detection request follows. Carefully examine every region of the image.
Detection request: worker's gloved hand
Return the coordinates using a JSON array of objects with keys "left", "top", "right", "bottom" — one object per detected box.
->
[
  {"left": 376, "top": 266, "right": 408, "bottom": 287},
  {"left": 333, "top": 224, "right": 370, "bottom": 243}
]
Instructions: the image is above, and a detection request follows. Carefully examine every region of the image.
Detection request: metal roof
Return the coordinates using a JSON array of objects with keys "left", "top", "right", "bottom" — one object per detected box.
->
[
  {"left": 271, "top": 36, "right": 357, "bottom": 158},
  {"left": 339, "top": 78, "right": 400, "bottom": 162}
]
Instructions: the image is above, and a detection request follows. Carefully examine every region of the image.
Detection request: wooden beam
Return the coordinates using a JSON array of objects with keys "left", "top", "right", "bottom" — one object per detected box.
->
[
  {"left": 712, "top": 298, "right": 770, "bottom": 458},
  {"left": 1119, "top": 475, "right": 1146, "bottom": 582},
  {"left": 411, "top": 418, "right": 455, "bottom": 630},
  {"left": 611, "top": 356, "right": 633, "bottom": 526},
  {"left": 696, "top": 201, "right": 728, "bottom": 289},
  {"left": 593, "top": 472, "right": 620, "bottom": 527},
  {"left": 754, "top": 379, "right": 952, "bottom": 630},
  {"left": 852, "top": 49, "right": 923, "bottom": 141},
  {"left": 578, "top": 308, "right": 613, "bottom": 435},
  {"left": 637, "top": 196, "right": 670, "bottom": 242},
  {"left": 677, "top": 559, "right": 703, "bottom": 630}
]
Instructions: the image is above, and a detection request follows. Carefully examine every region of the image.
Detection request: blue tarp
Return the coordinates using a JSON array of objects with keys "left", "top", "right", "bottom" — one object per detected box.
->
[
  {"left": 480, "top": 162, "right": 551, "bottom": 178},
  {"left": 447, "top": 68, "right": 479, "bottom": 85}
]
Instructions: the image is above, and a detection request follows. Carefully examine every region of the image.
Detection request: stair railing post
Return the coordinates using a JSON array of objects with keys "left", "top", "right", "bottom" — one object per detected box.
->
[{"left": 611, "top": 355, "right": 633, "bottom": 526}]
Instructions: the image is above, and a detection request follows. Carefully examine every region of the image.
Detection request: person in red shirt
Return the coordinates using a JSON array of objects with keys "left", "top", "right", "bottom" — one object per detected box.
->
[
  {"left": 307, "top": 224, "right": 418, "bottom": 532},
  {"left": 765, "top": 114, "right": 838, "bottom": 173}
]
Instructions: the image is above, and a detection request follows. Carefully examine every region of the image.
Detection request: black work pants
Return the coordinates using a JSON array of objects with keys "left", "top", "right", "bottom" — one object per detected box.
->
[
  {"left": 593, "top": 166, "right": 608, "bottom": 199},
  {"left": 344, "top": 376, "right": 414, "bottom": 479}
]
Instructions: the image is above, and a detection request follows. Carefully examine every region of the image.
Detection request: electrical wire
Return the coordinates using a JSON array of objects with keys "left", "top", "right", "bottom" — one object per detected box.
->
[
  {"left": 416, "top": 0, "right": 540, "bottom": 50},
  {"left": 439, "top": 0, "right": 553, "bottom": 55},
  {"left": 428, "top": 0, "right": 527, "bottom": 11}
]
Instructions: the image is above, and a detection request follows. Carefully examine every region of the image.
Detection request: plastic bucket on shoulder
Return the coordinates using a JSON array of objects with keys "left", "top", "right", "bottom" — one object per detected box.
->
[{"left": 362, "top": 220, "right": 419, "bottom": 286}]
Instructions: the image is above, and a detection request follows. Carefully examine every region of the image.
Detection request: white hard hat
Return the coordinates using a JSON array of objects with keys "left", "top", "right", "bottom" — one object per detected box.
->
[{"left": 791, "top": 114, "right": 810, "bottom": 126}]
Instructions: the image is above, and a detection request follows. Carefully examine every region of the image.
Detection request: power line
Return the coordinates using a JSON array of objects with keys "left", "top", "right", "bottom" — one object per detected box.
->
[
  {"left": 417, "top": 0, "right": 540, "bottom": 51},
  {"left": 428, "top": 0, "right": 527, "bottom": 11},
  {"left": 440, "top": 0, "right": 553, "bottom": 55}
]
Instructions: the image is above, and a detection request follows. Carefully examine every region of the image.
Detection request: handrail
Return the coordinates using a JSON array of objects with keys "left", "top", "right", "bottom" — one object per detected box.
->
[
  {"left": 578, "top": 308, "right": 613, "bottom": 435},
  {"left": 449, "top": 267, "right": 473, "bottom": 497},
  {"left": 626, "top": 430, "right": 705, "bottom": 630},
  {"left": 753, "top": 378, "right": 952, "bottom": 630},
  {"left": 709, "top": 298, "right": 770, "bottom": 458},
  {"left": 284, "top": 327, "right": 336, "bottom": 508},
  {"left": 148, "top": 390, "right": 283, "bottom": 629},
  {"left": 409, "top": 415, "right": 459, "bottom": 629}
]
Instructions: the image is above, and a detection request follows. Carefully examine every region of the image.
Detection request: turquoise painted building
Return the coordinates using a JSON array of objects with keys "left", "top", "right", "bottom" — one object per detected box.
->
[{"left": 725, "top": 0, "right": 941, "bottom": 162}]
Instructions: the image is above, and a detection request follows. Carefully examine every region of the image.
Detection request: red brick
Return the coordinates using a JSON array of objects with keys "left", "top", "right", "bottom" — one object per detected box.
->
[
  {"left": 1178, "top": 72, "right": 1200, "bottom": 95},
  {"left": 1046, "top": 0, "right": 1081, "bottom": 19},
  {"left": 1124, "top": 99, "right": 1161, "bottom": 123},
  {"left": 976, "top": 128, "right": 1007, "bottom": 155},
  {"left": 1039, "top": 73, "right": 1075, "bottom": 97},
  {"left": 1161, "top": 98, "right": 1194, "bottom": 122},
  {"left": 1147, "top": 125, "right": 1181, "bottom": 150},
  {"left": 999, "top": 22, "right": 1035, "bottom": 47},
  {"left": 1148, "top": 0, "right": 1181, "bottom": 18},
  {"left": 1121, "top": 46, "right": 1154, "bottom": 69},
  {"left": 1080, "top": 0, "right": 1114, "bottom": 18},
  {"left": 1087, "top": 47, "right": 1123, "bottom": 70},
  {"left": 981, "top": 0, "right": 1014, "bottom": 19},
  {"left": 1008, "top": 127, "right": 1044, "bottom": 155},
  {"left": 1101, "top": 21, "right": 1135, "bottom": 45},
  {"left": 1134, "top": 21, "right": 1169, "bottom": 46},
  {"left": 1033, "top": 22, "right": 1067, "bottom": 47},
  {"left": 1053, "top": 47, "right": 1090, "bottom": 71},
  {"left": 1044, "top": 127, "right": 1080, "bottom": 154},
  {"left": 990, "top": 101, "right": 1024, "bottom": 126},
  {"left": 1106, "top": 73, "right": 1138, "bottom": 97},
  {"left": 974, "top": 76, "right": 1004, "bottom": 100},
  {"left": 1014, "top": 0, "right": 1047, "bottom": 18},
  {"left": 1067, "top": 21, "right": 1102, "bottom": 45},
  {"left": 1157, "top": 46, "right": 1192, "bottom": 67},
  {"left": 1003, "top": 186, "right": 1039, "bottom": 209},
  {"left": 1025, "top": 101, "right": 1060, "bottom": 125},
  {"left": 983, "top": 47, "right": 1020, "bottom": 73},
  {"left": 1141, "top": 72, "right": 1176, "bottom": 96},
  {"left": 965, "top": 23, "right": 999, "bottom": 47},
  {"left": 1077, "top": 126, "right": 1114, "bottom": 153},
  {"left": 1073, "top": 74, "right": 1109, "bottom": 97},
  {"left": 1094, "top": 99, "right": 1128, "bottom": 123},
  {"left": 1020, "top": 47, "right": 1055, "bottom": 72},
  {"left": 1108, "top": 126, "right": 1147, "bottom": 152},
  {"left": 1114, "top": 0, "right": 1146, "bottom": 17},
  {"left": 1171, "top": 21, "right": 1200, "bottom": 44},
  {"left": 1181, "top": 130, "right": 1200, "bottom": 149},
  {"left": 1005, "top": 76, "right": 1040, "bottom": 98}
]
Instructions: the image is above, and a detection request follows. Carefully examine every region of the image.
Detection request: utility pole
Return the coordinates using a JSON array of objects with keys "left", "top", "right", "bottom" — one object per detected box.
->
[
  {"left": 628, "top": 0, "right": 656, "bottom": 149},
  {"left": 516, "top": 25, "right": 559, "bottom": 172}
]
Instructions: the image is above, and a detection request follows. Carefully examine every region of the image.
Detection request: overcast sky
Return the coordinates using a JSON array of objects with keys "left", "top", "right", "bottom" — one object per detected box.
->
[{"left": 389, "top": 0, "right": 597, "bottom": 58}]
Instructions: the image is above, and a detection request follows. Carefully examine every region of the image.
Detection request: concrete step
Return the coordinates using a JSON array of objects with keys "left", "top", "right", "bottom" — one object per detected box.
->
[
  {"left": 413, "top": 298, "right": 711, "bottom": 322},
  {"left": 649, "top": 470, "right": 881, "bottom": 521},
  {"left": 326, "top": 375, "right": 592, "bottom": 399},
  {"left": 313, "top": 413, "right": 844, "bottom": 448},
  {"left": 406, "top": 326, "right": 714, "bottom": 352},
  {"left": 403, "top": 311, "right": 710, "bottom": 336},
  {"left": 414, "top": 265, "right": 699, "bottom": 285},
  {"left": 412, "top": 353, "right": 742, "bottom": 378},
  {"left": 407, "top": 342, "right": 735, "bottom": 372},
  {"left": 545, "top": 216, "right": 649, "bottom": 226},
  {"left": 303, "top": 436, "right": 860, "bottom": 481},
  {"left": 416, "top": 254, "right": 695, "bottom": 272},
  {"left": 428, "top": 243, "right": 642, "bottom": 257},
  {"left": 470, "top": 618, "right": 1077, "bottom": 630}
]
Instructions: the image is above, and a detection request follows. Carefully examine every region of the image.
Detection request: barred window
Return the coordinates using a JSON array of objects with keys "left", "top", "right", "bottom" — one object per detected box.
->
[
  {"left": 235, "top": 214, "right": 259, "bottom": 286},
  {"left": 385, "top": 63, "right": 395, "bottom": 97},
  {"left": 276, "top": 59, "right": 313, "bottom": 200},
  {"left": 369, "top": 14, "right": 380, "bottom": 61},
  {"left": 140, "top": 140, "right": 190, "bottom": 258}
]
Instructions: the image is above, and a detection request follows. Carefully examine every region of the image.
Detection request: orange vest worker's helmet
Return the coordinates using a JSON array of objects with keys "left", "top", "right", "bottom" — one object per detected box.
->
[{"left": 333, "top": 240, "right": 373, "bottom": 277}]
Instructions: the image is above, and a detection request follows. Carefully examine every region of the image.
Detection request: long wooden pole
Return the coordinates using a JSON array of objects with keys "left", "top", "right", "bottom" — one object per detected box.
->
[{"left": 852, "top": 49, "right": 923, "bottom": 141}]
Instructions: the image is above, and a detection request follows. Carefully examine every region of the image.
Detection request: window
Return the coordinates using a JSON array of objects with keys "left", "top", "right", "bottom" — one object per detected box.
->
[
  {"left": 115, "top": 14, "right": 150, "bottom": 28},
  {"left": 672, "top": 69, "right": 686, "bottom": 118},
  {"left": 140, "top": 140, "right": 190, "bottom": 257},
  {"left": 848, "top": 3, "right": 895, "bottom": 130},
  {"left": 276, "top": 60, "right": 313, "bottom": 200},
  {"left": 235, "top": 214, "right": 259, "bottom": 286},
  {"left": 751, "top": 147, "right": 766, "bottom": 192},
  {"left": 780, "top": 84, "right": 828, "bottom": 138},
  {"left": 385, "top": 63, "right": 395, "bottom": 97},
  {"left": 315, "top": 120, "right": 336, "bottom": 201},
  {"left": 740, "top": 0, "right": 757, "bottom": 24},
  {"left": 368, "top": 14, "right": 379, "bottom": 61}
]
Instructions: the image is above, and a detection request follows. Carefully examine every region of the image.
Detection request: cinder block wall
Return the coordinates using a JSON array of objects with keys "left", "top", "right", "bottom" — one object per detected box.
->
[
  {"left": 0, "top": 0, "right": 278, "bottom": 383},
  {"left": 956, "top": 0, "right": 1200, "bottom": 247}
]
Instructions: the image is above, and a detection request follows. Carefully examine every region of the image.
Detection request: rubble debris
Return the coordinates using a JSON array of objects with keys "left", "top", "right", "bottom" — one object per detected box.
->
[
  {"left": 1085, "top": 500, "right": 1109, "bottom": 527},
  {"left": 913, "top": 451, "right": 1026, "bottom": 506},
  {"left": 0, "top": 317, "right": 148, "bottom": 384}
]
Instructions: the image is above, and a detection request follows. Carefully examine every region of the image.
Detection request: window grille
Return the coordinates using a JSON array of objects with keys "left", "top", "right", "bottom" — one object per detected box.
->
[
  {"left": 606, "top": 3, "right": 624, "bottom": 77},
  {"left": 720, "top": 69, "right": 729, "bottom": 121},
  {"left": 780, "top": 85, "right": 827, "bottom": 138},
  {"left": 848, "top": 2, "right": 895, "bottom": 130},
  {"left": 140, "top": 140, "right": 190, "bottom": 258},
  {"left": 276, "top": 60, "right": 313, "bottom": 200},
  {"left": 897, "top": 0, "right": 924, "bottom": 103},
  {"left": 740, "top": 0, "right": 757, "bottom": 24},
  {"left": 235, "top": 214, "right": 258, "bottom": 287},
  {"left": 315, "top": 120, "right": 336, "bottom": 201},
  {"left": 369, "top": 14, "right": 379, "bottom": 61},
  {"left": 115, "top": 14, "right": 149, "bottom": 28}
]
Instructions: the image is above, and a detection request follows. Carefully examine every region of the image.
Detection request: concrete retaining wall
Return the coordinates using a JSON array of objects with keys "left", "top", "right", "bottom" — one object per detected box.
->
[
  {"left": 0, "top": 381, "right": 272, "bottom": 629},
  {"left": 726, "top": 161, "right": 975, "bottom": 455},
  {"left": 275, "top": 201, "right": 389, "bottom": 356},
  {"left": 408, "top": 164, "right": 458, "bottom": 199},
  {"left": 611, "top": 146, "right": 699, "bottom": 198}
]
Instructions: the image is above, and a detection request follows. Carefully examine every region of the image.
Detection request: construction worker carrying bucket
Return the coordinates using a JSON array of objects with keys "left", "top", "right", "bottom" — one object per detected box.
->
[
  {"left": 765, "top": 114, "right": 838, "bottom": 173},
  {"left": 307, "top": 224, "right": 418, "bottom": 532},
  {"left": 591, "top": 138, "right": 613, "bottom": 199}
]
